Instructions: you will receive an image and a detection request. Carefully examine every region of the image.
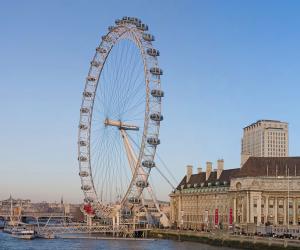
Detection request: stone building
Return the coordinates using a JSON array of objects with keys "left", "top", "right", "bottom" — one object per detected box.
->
[
  {"left": 0, "top": 196, "right": 31, "bottom": 207},
  {"left": 241, "top": 120, "right": 288, "bottom": 166},
  {"left": 0, "top": 196, "right": 31, "bottom": 214},
  {"left": 170, "top": 157, "right": 300, "bottom": 230}
]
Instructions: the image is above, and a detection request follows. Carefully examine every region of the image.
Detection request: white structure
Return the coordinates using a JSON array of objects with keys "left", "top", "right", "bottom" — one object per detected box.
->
[
  {"left": 78, "top": 16, "right": 169, "bottom": 228},
  {"left": 241, "top": 120, "right": 288, "bottom": 166}
]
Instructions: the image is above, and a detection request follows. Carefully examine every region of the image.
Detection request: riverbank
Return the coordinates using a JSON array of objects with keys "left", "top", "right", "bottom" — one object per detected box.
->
[{"left": 149, "top": 229, "right": 300, "bottom": 250}]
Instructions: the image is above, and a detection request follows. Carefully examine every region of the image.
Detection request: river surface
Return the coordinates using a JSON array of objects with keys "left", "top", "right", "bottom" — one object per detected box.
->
[{"left": 0, "top": 232, "right": 241, "bottom": 250}]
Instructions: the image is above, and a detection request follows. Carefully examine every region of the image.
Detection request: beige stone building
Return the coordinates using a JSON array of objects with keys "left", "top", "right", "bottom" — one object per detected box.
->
[
  {"left": 241, "top": 120, "right": 288, "bottom": 166},
  {"left": 170, "top": 157, "right": 300, "bottom": 230}
]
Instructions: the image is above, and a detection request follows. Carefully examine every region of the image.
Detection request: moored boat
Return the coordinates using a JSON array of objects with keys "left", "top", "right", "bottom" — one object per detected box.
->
[
  {"left": 3, "top": 227, "right": 14, "bottom": 234},
  {"left": 37, "top": 232, "right": 55, "bottom": 239},
  {"left": 11, "top": 229, "right": 35, "bottom": 240}
]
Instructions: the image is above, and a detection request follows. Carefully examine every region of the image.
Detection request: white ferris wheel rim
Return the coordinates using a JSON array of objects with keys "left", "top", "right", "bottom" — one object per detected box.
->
[{"left": 78, "top": 17, "right": 163, "bottom": 216}]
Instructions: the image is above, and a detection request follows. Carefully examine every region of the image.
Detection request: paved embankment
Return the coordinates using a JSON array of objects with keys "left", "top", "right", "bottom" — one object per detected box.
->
[{"left": 149, "top": 229, "right": 300, "bottom": 250}]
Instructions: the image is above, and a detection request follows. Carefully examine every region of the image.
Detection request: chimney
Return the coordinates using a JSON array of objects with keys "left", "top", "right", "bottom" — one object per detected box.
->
[
  {"left": 206, "top": 162, "right": 212, "bottom": 181},
  {"left": 197, "top": 166, "right": 202, "bottom": 174},
  {"left": 186, "top": 165, "right": 193, "bottom": 183},
  {"left": 217, "top": 159, "right": 224, "bottom": 179}
]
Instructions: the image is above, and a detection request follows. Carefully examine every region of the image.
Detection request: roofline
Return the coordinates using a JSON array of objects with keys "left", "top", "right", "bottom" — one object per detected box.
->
[
  {"left": 243, "top": 120, "right": 288, "bottom": 130},
  {"left": 247, "top": 156, "right": 300, "bottom": 159},
  {"left": 186, "top": 167, "right": 240, "bottom": 177}
]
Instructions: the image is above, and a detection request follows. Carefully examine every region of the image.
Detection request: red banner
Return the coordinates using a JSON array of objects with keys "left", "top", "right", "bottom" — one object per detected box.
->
[
  {"left": 215, "top": 208, "right": 219, "bottom": 225},
  {"left": 229, "top": 208, "right": 233, "bottom": 225}
]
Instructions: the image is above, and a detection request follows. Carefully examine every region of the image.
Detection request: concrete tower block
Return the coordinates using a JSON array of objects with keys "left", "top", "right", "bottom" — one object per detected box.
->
[{"left": 206, "top": 162, "right": 212, "bottom": 181}]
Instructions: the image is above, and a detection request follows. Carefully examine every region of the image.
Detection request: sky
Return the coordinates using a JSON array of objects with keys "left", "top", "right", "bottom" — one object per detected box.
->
[{"left": 1, "top": 0, "right": 300, "bottom": 203}]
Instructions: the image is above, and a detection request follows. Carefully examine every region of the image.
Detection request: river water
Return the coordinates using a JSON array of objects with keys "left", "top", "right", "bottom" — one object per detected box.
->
[{"left": 0, "top": 232, "right": 241, "bottom": 250}]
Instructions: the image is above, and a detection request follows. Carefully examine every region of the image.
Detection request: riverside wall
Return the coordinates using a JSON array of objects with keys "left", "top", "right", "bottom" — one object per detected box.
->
[{"left": 149, "top": 229, "right": 300, "bottom": 250}]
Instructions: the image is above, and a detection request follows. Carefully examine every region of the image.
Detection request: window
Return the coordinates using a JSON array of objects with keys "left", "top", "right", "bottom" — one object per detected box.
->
[
  {"left": 254, "top": 216, "right": 257, "bottom": 223},
  {"left": 254, "top": 202, "right": 257, "bottom": 208}
]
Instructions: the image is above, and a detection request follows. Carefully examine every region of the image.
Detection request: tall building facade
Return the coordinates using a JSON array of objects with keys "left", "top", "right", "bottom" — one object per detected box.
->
[{"left": 241, "top": 120, "right": 288, "bottom": 166}]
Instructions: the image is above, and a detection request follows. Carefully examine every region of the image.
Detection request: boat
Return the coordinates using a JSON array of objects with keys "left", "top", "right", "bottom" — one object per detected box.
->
[
  {"left": 11, "top": 228, "right": 35, "bottom": 240},
  {"left": 4, "top": 223, "right": 36, "bottom": 240},
  {"left": 2, "top": 196, "right": 35, "bottom": 239},
  {"left": 3, "top": 226, "right": 14, "bottom": 234},
  {"left": 37, "top": 232, "right": 55, "bottom": 239}
]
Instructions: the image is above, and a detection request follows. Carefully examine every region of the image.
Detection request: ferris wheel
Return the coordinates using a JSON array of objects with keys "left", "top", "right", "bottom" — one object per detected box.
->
[{"left": 78, "top": 17, "right": 168, "bottom": 226}]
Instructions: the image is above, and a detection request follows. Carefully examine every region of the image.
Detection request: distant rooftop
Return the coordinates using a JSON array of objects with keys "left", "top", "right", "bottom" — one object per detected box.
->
[{"left": 243, "top": 119, "right": 288, "bottom": 130}]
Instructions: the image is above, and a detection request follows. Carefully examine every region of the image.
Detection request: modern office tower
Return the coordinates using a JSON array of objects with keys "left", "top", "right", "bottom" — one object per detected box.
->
[{"left": 241, "top": 120, "right": 288, "bottom": 166}]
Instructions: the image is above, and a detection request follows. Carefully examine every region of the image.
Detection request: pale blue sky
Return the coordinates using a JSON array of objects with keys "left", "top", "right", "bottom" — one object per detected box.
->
[{"left": 1, "top": 0, "right": 300, "bottom": 202}]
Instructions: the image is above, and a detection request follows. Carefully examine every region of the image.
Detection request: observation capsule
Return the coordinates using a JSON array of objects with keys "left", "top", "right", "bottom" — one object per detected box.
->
[
  {"left": 150, "top": 67, "right": 163, "bottom": 76},
  {"left": 115, "top": 19, "right": 121, "bottom": 25},
  {"left": 79, "top": 124, "right": 88, "bottom": 130},
  {"left": 126, "top": 17, "right": 140, "bottom": 25},
  {"left": 80, "top": 107, "right": 89, "bottom": 114},
  {"left": 143, "top": 33, "right": 155, "bottom": 42},
  {"left": 147, "top": 48, "right": 160, "bottom": 57},
  {"left": 79, "top": 156, "right": 88, "bottom": 162},
  {"left": 147, "top": 137, "right": 160, "bottom": 146},
  {"left": 142, "top": 160, "right": 156, "bottom": 168},
  {"left": 151, "top": 89, "right": 164, "bottom": 97},
  {"left": 84, "top": 197, "right": 94, "bottom": 203},
  {"left": 128, "top": 197, "right": 141, "bottom": 204},
  {"left": 79, "top": 140, "right": 87, "bottom": 146},
  {"left": 122, "top": 16, "right": 130, "bottom": 22},
  {"left": 96, "top": 47, "right": 107, "bottom": 53},
  {"left": 135, "top": 18, "right": 141, "bottom": 23},
  {"left": 150, "top": 113, "right": 163, "bottom": 121},
  {"left": 87, "top": 76, "right": 97, "bottom": 82},
  {"left": 136, "top": 23, "right": 148, "bottom": 31},
  {"left": 102, "top": 35, "right": 112, "bottom": 42},
  {"left": 83, "top": 91, "right": 93, "bottom": 98},
  {"left": 90, "top": 61, "right": 101, "bottom": 67},
  {"left": 108, "top": 26, "right": 114, "bottom": 32},
  {"left": 81, "top": 185, "right": 91, "bottom": 191},
  {"left": 79, "top": 171, "right": 89, "bottom": 177},
  {"left": 136, "top": 180, "right": 149, "bottom": 188},
  {"left": 132, "top": 17, "right": 141, "bottom": 25}
]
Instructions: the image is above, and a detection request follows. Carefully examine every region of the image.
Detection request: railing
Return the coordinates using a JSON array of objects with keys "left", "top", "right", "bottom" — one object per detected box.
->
[
  {"left": 36, "top": 223, "right": 151, "bottom": 235},
  {"left": 0, "top": 212, "right": 71, "bottom": 218}
]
